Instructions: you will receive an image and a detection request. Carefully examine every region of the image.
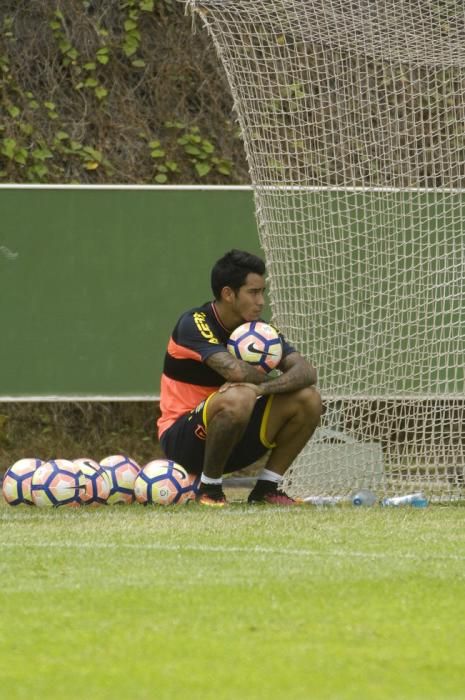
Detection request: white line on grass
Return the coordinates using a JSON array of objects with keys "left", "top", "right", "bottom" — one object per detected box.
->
[{"left": 1, "top": 540, "right": 465, "bottom": 562}]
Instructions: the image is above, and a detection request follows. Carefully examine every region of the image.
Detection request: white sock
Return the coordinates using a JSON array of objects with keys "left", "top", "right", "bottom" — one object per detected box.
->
[
  {"left": 200, "top": 473, "right": 223, "bottom": 486},
  {"left": 257, "top": 468, "right": 282, "bottom": 484}
]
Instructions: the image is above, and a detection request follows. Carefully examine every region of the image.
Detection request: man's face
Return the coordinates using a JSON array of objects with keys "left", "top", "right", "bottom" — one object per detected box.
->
[{"left": 230, "top": 272, "right": 266, "bottom": 323}]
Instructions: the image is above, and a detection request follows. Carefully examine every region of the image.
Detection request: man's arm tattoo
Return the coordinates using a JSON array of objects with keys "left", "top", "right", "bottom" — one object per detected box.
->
[
  {"left": 259, "top": 353, "right": 317, "bottom": 396},
  {"left": 206, "top": 351, "right": 267, "bottom": 384}
]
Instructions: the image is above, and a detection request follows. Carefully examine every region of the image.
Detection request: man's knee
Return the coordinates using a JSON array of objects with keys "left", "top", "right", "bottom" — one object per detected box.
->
[
  {"left": 298, "top": 385, "right": 322, "bottom": 418},
  {"left": 208, "top": 385, "right": 257, "bottom": 425},
  {"left": 281, "top": 385, "right": 322, "bottom": 422}
]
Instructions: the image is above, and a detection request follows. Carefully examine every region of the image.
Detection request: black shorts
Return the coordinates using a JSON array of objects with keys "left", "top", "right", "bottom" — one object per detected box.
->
[{"left": 159, "top": 393, "right": 276, "bottom": 475}]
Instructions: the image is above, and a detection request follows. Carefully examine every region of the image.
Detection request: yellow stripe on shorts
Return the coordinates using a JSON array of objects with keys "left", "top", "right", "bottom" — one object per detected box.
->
[
  {"left": 202, "top": 391, "right": 217, "bottom": 430},
  {"left": 260, "top": 395, "right": 276, "bottom": 449}
]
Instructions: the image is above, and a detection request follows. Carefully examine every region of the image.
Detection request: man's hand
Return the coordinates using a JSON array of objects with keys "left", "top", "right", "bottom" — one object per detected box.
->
[{"left": 218, "top": 381, "right": 263, "bottom": 396}]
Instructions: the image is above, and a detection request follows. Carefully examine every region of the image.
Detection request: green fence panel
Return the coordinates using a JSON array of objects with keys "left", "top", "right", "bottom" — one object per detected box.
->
[{"left": 1, "top": 187, "right": 259, "bottom": 398}]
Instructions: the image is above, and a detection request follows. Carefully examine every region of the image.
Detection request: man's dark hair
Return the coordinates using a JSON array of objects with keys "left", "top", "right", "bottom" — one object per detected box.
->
[{"left": 211, "top": 249, "right": 265, "bottom": 300}]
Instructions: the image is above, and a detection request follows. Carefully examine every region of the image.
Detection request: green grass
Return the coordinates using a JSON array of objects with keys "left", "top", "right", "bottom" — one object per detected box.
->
[{"left": 1, "top": 498, "right": 465, "bottom": 699}]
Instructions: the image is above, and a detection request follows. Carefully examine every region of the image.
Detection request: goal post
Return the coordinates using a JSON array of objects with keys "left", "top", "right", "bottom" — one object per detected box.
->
[{"left": 184, "top": 0, "right": 465, "bottom": 500}]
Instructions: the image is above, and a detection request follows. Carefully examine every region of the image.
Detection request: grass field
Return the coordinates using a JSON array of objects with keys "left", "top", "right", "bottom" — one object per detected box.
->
[{"left": 1, "top": 492, "right": 465, "bottom": 700}]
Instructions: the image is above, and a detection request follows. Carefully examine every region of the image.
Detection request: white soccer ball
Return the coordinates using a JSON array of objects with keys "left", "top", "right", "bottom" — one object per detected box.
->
[
  {"left": 227, "top": 321, "right": 283, "bottom": 372},
  {"left": 74, "top": 458, "right": 111, "bottom": 506},
  {"left": 2, "top": 458, "right": 42, "bottom": 506},
  {"left": 100, "top": 455, "right": 140, "bottom": 505},
  {"left": 31, "top": 459, "right": 85, "bottom": 507},
  {"left": 134, "top": 459, "right": 199, "bottom": 505}
]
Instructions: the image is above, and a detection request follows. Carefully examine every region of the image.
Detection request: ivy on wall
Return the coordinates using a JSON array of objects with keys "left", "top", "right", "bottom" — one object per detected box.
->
[{"left": 0, "top": 1, "right": 247, "bottom": 184}]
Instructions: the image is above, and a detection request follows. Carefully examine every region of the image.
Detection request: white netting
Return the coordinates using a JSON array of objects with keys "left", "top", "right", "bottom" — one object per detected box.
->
[{"left": 185, "top": 0, "right": 465, "bottom": 500}]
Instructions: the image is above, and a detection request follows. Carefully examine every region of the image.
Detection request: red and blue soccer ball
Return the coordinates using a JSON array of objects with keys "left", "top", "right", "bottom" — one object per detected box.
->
[
  {"left": 227, "top": 321, "right": 283, "bottom": 373},
  {"left": 100, "top": 455, "right": 140, "bottom": 505},
  {"left": 31, "top": 459, "right": 85, "bottom": 507},
  {"left": 2, "top": 458, "right": 43, "bottom": 506},
  {"left": 74, "top": 458, "right": 111, "bottom": 506},
  {"left": 134, "top": 459, "right": 200, "bottom": 505}
]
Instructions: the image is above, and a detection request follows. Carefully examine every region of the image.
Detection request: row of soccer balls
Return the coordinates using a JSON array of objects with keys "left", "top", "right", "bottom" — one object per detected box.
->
[
  {"left": 1, "top": 456, "right": 200, "bottom": 507},
  {"left": 1, "top": 320, "right": 283, "bottom": 507}
]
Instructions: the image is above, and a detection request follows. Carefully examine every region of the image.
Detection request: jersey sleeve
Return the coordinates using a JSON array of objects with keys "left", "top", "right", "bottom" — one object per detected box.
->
[
  {"left": 175, "top": 310, "right": 227, "bottom": 362},
  {"left": 269, "top": 323, "right": 297, "bottom": 358},
  {"left": 281, "top": 335, "right": 297, "bottom": 358}
]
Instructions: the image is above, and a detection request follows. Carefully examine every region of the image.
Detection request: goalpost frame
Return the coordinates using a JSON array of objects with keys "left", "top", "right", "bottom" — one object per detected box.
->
[{"left": 184, "top": 0, "right": 465, "bottom": 499}]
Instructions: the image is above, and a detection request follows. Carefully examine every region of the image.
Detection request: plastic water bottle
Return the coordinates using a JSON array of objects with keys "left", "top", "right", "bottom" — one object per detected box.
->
[
  {"left": 351, "top": 489, "right": 377, "bottom": 506},
  {"left": 303, "top": 495, "right": 344, "bottom": 506},
  {"left": 381, "top": 492, "right": 428, "bottom": 508}
]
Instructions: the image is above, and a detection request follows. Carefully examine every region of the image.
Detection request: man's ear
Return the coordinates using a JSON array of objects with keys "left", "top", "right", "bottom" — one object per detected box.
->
[{"left": 220, "top": 286, "right": 235, "bottom": 303}]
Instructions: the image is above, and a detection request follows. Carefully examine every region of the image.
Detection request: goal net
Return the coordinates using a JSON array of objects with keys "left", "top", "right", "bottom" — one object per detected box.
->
[{"left": 185, "top": 0, "right": 465, "bottom": 501}]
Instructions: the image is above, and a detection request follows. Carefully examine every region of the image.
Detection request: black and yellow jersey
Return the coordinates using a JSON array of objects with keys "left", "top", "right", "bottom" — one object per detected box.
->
[{"left": 157, "top": 301, "right": 295, "bottom": 437}]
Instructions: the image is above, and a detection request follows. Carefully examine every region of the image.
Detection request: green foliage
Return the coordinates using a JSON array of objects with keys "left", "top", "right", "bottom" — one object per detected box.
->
[
  {"left": 121, "top": 0, "right": 156, "bottom": 65},
  {"left": 174, "top": 123, "right": 232, "bottom": 178},
  {"left": 0, "top": 2, "right": 246, "bottom": 184},
  {"left": 142, "top": 121, "right": 232, "bottom": 183}
]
